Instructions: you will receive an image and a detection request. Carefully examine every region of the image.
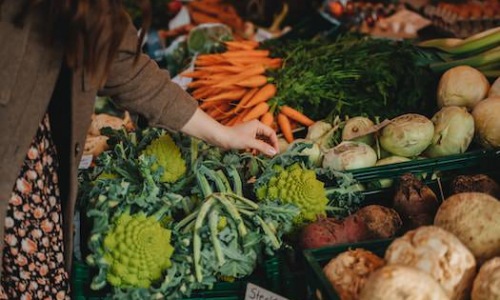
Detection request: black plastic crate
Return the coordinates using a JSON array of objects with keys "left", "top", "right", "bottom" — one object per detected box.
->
[{"left": 303, "top": 239, "right": 392, "bottom": 300}]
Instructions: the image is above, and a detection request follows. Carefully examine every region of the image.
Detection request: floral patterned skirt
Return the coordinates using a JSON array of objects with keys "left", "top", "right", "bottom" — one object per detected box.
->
[{"left": 1, "top": 114, "right": 70, "bottom": 300}]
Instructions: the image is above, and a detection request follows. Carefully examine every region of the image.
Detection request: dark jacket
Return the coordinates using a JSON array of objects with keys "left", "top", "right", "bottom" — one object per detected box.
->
[{"left": 0, "top": 0, "right": 198, "bottom": 277}]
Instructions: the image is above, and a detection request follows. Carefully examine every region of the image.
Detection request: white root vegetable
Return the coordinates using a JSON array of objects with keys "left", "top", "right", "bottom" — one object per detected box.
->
[
  {"left": 359, "top": 265, "right": 450, "bottom": 300},
  {"left": 434, "top": 192, "right": 500, "bottom": 263},
  {"left": 322, "top": 141, "right": 377, "bottom": 171},
  {"left": 385, "top": 226, "right": 476, "bottom": 300},
  {"left": 323, "top": 249, "right": 385, "bottom": 300},
  {"left": 437, "top": 65, "right": 490, "bottom": 110},
  {"left": 472, "top": 97, "right": 500, "bottom": 149},
  {"left": 380, "top": 114, "right": 434, "bottom": 157},
  {"left": 425, "top": 106, "right": 475, "bottom": 158},
  {"left": 472, "top": 257, "right": 500, "bottom": 300}
]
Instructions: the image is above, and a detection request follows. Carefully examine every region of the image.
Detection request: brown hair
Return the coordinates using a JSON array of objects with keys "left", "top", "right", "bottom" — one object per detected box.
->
[{"left": 12, "top": 0, "right": 152, "bottom": 86}]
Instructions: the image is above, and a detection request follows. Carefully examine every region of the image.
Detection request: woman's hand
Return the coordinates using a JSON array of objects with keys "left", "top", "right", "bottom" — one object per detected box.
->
[
  {"left": 219, "top": 120, "right": 279, "bottom": 156},
  {"left": 180, "top": 108, "right": 279, "bottom": 156}
]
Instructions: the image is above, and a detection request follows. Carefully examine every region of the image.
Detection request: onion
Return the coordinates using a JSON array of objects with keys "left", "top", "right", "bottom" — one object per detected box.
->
[
  {"left": 342, "top": 117, "right": 375, "bottom": 145},
  {"left": 437, "top": 66, "right": 490, "bottom": 110},
  {"left": 472, "top": 97, "right": 500, "bottom": 149},
  {"left": 323, "top": 141, "right": 377, "bottom": 171},
  {"left": 380, "top": 114, "right": 434, "bottom": 157},
  {"left": 425, "top": 106, "right": 474, "bottom": 158}
]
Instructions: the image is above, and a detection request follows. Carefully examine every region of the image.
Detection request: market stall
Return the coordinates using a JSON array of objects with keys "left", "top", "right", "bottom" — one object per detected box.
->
[{"left": 75, "top": 0, "right": 500, "bottom": 299}]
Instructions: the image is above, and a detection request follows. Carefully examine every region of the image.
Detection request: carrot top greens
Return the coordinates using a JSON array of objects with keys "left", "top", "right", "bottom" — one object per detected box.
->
[{"left": 265, "top": 35, "right": 438, "bottom": 120}]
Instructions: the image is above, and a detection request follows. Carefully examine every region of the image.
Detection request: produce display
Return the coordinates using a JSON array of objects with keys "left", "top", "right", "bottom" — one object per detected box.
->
[{"left": 75, "top": 2, "right": 500, "bottom": 297}]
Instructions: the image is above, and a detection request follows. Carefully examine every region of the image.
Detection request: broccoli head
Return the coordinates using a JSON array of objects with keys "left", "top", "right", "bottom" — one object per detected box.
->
[
  {"left": 255, "top": 163, "right": 327, "bottom": 222},
  {"left": 142, "top": 134, "right": 186, "bottom": 183},
  {"left": 103, "top": 211, "right": 174, "bottom": 288}
]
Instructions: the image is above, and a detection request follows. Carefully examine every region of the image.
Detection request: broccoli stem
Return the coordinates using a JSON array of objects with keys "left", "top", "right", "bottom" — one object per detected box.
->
[
  {"left": 193, "top": 196, "right": 216, "bottom": 283},
  {"left": 226, "top": 166, "right": 243, "bottom": 196},
  {"left": 174, "top": 209, "right": 199, "bottom": 231},
  {"left": 190, "top": 138, "right": 200, "bottom": 168},
  {"left": 216, "top": 170, "right": 233, "bottom": 193},
  {"left": 196, "top": 169, "right": 213, "bottom": 198},
  {"left": 255, "top": 215, "right": 281, "bottom": 250},
  {"left": 214, "top": 194, "right": 248, "bottom": 237},
  {"left": 208, "top": 209, "right": 225, "bottom": 267},
  {"left": 230, "top": 194, "right": 259, "bottom": 210},
  {"left": 199, "top": 166, "right": 228, "bottom": 193}
]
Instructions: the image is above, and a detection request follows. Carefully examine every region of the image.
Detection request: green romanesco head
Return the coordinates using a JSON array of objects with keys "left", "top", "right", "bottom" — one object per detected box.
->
[
  {"left": 142, "top": 134, "right": 186, "bottom": 183},
  {"left": 103, "top": 211, "right": 174, "bottom": 288},
  {"left": 256, "top": 164, "right": 327, "bottom": 222}
]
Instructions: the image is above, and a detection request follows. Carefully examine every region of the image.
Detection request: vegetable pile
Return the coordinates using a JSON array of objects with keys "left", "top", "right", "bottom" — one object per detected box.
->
[{"left": 78, "top": 126, "right": 362, "bottom": 298}]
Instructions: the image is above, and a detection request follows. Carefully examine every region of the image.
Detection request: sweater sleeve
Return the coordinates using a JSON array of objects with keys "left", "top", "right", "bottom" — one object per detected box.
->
[{"left": 98, "top": 22, "right": 198, "bottom": 132}]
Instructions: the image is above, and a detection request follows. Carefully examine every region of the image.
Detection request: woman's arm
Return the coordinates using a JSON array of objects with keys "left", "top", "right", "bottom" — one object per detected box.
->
[{"left": 99, "top": 20, "right": 278, "bottom": 156}]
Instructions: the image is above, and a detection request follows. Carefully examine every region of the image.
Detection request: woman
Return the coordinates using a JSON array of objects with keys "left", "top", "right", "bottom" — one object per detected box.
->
[{"left": 0, "top": 0, "right": 278, "bottom": 298}]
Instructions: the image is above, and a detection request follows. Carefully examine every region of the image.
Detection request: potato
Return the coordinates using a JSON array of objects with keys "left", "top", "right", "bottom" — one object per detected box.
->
[
  {"left": 472, "top": 257, "right": 500, "bottom": 300},
  {"left": 434, "top": 192, "right": 500, "bottom": 263},
  {"left": 355, "top": 205, "right": 402, "bottom": 239},
  {"left": 359, "top": 265, "right": 449, "bottom": 300}
]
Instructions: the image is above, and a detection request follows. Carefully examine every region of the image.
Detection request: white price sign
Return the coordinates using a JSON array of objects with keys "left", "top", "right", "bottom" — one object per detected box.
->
[
  {"left": 78, "top": 154, "right": 93, "bottom": 170},
  {"left": 245, "top": 283, "right": 289, "bottom": 300}
]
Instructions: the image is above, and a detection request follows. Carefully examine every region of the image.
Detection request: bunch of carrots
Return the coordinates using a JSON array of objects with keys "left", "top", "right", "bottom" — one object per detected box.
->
[{"left": 182, "top": 40, "right": 315, "bottom": 143}]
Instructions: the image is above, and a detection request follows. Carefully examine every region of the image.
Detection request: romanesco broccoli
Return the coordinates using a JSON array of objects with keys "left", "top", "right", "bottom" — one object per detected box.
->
[
  {"left": 255, "top": 163, "right": 327, "bottom": 222},
  {"left": 103, "top": 211, "right": 174, "bottom": 288},
  {"left": 142, "top": 134, "right": 186, "bottom": 183}
]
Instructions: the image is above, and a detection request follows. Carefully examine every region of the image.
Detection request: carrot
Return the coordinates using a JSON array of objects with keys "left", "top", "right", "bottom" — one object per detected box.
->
[
  {"left": 202, "top": 89, "right": 247, "bottom": 102},
  {"left": 242, "top": 102, "right": 270, "bottom": 122},
  {"left": 226, "top": 57, "right": 276, "bottom": 66},
  {"left": 212, "top": 65, "right": 266, "bottom": 88},
  {"left": 195, "top": 86, "right": 225, "bottom": 101},
  {"left": 277, "top": 113, "right": 294, "bottom": 143},
  {"left": 235, "top": 75, "right": 268, "bottom": 88},
  {"left": 280, "top": 105, "right": 314, "bottom": 127},
  {"left": 180, "top": 70, "right": 209, "bottom": 78},
  {"left": 221, "top": 50, "right": 270, "bottom": 58},
  {"left": 260, "top": 112, "right": 274, "bottom": 127},
  {"left": 224, "top": 41, "right": 259, "bottom": 50},
  {"left": 188, "top": 80, "right": 214, "bottom": 89},
  {"left": 199, "top": 65, "right": 248, "bottom": 73},
  {"left": 190, "top": 10, "right": 220, "bottom": 24},
  {"left": 199, "top": 99, "right": 228, "bottom": 110},
  {"left": 241, "top": 83, "right": 276, "bottom": 108}
]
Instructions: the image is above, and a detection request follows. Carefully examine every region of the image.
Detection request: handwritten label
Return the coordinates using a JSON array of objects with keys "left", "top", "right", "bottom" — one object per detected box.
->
[
  {"left": 245, "top": 283, "right": 289, "bottom": 300},
  {"left": 78, "top": 155, "right": 93, "bottom": 170}
]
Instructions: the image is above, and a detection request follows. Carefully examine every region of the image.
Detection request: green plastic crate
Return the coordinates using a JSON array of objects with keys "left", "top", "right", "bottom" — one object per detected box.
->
[
  {"left": 71, "top": 255, "right": 282, "bottom": 300},
  {"left": 350, "top": 149, "right": 500, "bottom": 185},
  {"left": 303, "top": 239, "right": 392, "bottom": 300}
]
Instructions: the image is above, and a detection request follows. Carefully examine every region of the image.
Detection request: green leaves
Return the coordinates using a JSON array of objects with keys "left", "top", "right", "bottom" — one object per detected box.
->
[{"left": 267, "top": 35, "right": 437, "bottom": 120}]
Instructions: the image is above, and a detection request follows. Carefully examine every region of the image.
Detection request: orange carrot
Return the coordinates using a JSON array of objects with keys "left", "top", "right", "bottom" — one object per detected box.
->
[
  {"left": 242, "top": 102, "right": 270, "bottom": 122},
  {"left": 221, "top": 50, "right": 270, "bottom": 58},
  {"left": 202, "top": 89, "right": 247, "bottom": 102},
  {"left": 277, "top": 113, "right": 294, "bottom": 143},
  {"left": 212, "top": 66, "right": 266, "bottom": 88},
  {"left": 235, "top": 75, "right": 268, "bottom": 88},
  {"left": 260, "top": 112, "right": 274, "bottom": 127},
  {"left": 280, "top": 105, "right": 314, "bottom": 127},
  {"left": 180, "top": 70, "right": 209, "bottom": 78},
  {"left": 199, "top": 65, "right": 248, "bottom": 73},
  {"left": 224, "top": 41, "right": 259, "bottom": 50},
  {"left": 226, "top": 57, "right": 276, "bottom": 66},
  {"left": 241, "top": 83, "right": 276, "bottom": 108}
]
